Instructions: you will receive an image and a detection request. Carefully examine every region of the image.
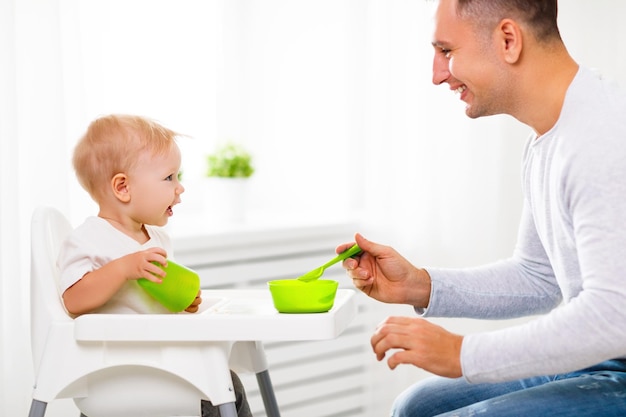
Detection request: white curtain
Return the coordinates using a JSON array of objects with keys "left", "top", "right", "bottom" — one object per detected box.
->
[
  {"left": 2, "top": 0, "right": 70, "bottom": 413},
  {"left": 1, "top": 0, "right": 21, "bottom": 413},
  {"left": 2, "top": 1, "right": 625, "bottom": 415}
]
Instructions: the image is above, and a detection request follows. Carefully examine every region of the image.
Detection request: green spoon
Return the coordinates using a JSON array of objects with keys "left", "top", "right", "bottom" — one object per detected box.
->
[{"left": 297, "top": 243, "right": 362, "bottom": 282}]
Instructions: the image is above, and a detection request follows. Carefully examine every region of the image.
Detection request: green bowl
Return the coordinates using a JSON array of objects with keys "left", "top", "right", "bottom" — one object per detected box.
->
[
  {"left": 137, "top": 260, "right": 200, "bottom": 312},
  {"left": 268, "top": 279, "right": 339, "bottom": 313}
]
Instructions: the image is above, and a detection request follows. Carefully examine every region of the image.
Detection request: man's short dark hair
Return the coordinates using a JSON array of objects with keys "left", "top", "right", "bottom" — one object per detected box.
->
[{"left": 456, "top": 0, "right": 561, "bottom": 43}]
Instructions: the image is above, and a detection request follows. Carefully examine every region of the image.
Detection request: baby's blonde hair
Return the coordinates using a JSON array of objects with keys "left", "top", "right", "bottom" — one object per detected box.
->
[{"left": 73, "top": 114, "right": 179, "bottom": 203}]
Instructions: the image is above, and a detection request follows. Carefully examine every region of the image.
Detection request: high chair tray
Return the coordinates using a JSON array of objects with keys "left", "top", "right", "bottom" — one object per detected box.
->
[{"left": 74, "top": 289, "right": 356, "bottom": 342}]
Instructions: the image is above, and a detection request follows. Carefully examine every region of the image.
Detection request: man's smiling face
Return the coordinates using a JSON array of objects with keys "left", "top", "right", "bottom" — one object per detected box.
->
[{"left": 431, "top": 0, "right": 513, "bottom": 119}]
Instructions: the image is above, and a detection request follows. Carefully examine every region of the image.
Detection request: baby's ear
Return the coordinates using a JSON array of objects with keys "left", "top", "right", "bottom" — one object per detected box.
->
[{"left": 111, "top": 173, "right": 131, "bottom": 202}]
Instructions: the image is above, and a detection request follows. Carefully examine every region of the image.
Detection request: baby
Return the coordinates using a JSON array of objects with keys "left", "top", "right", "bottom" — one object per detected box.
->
[{"left": 58, "top": 114, "right": 252, "bottom": 416}]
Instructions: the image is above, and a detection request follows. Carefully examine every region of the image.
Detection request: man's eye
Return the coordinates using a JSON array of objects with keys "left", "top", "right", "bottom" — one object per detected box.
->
[{"left": 441, "top": 49, "right": 451, "bottom": 58}]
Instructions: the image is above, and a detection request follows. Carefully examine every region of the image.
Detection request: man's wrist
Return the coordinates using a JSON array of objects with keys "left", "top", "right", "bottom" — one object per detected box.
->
[{"left": 411, "top": 267, "right": 432, "bottom": 308}]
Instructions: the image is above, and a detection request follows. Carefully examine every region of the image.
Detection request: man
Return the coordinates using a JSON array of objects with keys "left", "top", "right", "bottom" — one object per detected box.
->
[{"left": 341, "top": 0, "right": 626, "bottom": 415}]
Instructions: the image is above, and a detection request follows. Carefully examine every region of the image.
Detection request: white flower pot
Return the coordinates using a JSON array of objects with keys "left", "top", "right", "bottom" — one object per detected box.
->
[{"left": 202, "top": 177, "right": 249, "bottom": 223}]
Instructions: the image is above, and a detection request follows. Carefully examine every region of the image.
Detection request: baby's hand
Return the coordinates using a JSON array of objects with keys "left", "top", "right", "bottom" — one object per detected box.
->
[
  {"left": 122, "top": 247, "right": 168, "bottom": 283},
  {"left": 184, "top": 290, "right": 203, "bottom": 313}
]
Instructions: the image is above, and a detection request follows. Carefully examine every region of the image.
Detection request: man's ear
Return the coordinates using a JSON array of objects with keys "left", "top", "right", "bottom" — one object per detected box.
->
[
  {"left": 111, "top": 173, "right": 131, "bottom": 203},
  {"left": 497, "top": 19, "right": 523, "bottom": 64}
]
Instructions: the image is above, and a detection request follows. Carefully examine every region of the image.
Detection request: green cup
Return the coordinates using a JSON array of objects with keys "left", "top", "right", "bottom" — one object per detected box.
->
[{"left": 137, "top": 260, "right": 201, "bottom": 312}]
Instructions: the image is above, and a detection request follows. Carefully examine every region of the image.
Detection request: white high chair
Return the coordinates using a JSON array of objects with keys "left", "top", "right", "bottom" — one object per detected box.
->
[{"left": 29, "top": 206, "right": 281, "bottom": 417}]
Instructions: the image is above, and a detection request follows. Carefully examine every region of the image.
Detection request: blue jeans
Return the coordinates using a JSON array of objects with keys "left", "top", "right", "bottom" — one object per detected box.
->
[{"left": 391, "top": 360, "right": 626, "bottom": 417}]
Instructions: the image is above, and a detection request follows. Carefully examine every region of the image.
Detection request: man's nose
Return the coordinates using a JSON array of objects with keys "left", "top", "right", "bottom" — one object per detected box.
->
[{"left": 432, "top": 53, "right": 450, "bottom": 85}]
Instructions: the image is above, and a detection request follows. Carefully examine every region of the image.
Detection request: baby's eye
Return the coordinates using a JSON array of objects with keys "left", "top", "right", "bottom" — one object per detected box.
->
[{"left": 165, "top": 174, "right": 174, "bottom": 181}]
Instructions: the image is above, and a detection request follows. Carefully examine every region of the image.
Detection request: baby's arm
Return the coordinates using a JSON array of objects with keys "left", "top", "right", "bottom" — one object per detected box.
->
[{"left": 62, "top": 247, "right": 167, "bottom": 316}]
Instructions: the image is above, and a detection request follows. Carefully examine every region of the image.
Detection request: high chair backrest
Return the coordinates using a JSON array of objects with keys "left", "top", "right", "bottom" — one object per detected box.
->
[{"left": 30, "top": 206, "right": 73, "bottom": 376}]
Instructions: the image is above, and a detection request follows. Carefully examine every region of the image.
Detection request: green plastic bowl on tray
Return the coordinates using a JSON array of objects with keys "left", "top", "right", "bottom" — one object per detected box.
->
[{"left": 268, "top": 279, "right": 339, "bottom": 313}]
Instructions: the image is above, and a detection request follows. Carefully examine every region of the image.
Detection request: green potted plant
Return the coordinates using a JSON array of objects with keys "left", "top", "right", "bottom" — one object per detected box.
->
[
  {"left": 204, "top": 143, "right": 255, "bottom": 223},
  {"left": 206, "top": 143, "right": 255, "bottom": 178}
]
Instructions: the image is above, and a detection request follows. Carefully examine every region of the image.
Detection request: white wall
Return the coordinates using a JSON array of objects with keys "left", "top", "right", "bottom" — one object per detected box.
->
[{"left": 2, "top": 1, "right": 626, "bottom": 416}]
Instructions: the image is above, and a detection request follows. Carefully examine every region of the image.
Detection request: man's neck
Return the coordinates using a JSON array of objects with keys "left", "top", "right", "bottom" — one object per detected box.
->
[{"left": 514, "top": 47, "right": 579, "bottom": 136}]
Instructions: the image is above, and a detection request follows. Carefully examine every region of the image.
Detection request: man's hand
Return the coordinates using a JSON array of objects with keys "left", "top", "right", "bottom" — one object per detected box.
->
[
  {"left": 340, "top": 233, "right": 432, "bottom": 308},
  {"left": 371, "top": 316, "right": 463, "bottom": 378}
]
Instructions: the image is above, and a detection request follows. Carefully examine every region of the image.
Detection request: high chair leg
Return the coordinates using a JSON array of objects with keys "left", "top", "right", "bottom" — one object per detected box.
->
[
  {"left": 257, "top": 370, "right": 281, "bottom": 417},
  {"left": 217, "top": 402, "right": 238, "bottom": 417},
  {"left": 28, "top": 399, "right": 47, "bottom": 417}
]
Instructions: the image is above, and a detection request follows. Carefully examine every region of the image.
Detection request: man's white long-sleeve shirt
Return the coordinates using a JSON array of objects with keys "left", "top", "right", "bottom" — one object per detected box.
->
[{"left": 424, "top": 67, "right": 626, "bottom": 383}]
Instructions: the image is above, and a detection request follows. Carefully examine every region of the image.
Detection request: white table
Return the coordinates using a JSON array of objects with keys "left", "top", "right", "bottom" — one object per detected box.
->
[
  {"left": 74, "top": 289, "right": 357, "bottom": 341},
  {"left": 73, "top": 289, "right": 357, "bottom": 417}
]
